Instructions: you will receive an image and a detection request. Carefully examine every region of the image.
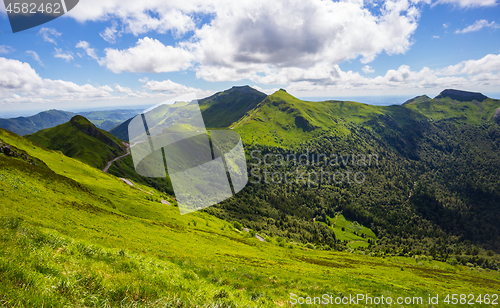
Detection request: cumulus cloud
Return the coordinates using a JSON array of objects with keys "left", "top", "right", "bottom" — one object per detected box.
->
[
  {"left": 68, "top": 0, "right": 198, "bottom": 37},
  {"left": 433, "top": 0, "right": 497, "bottom": 7},
  {"left": 191, "top": 0, "right": 419, "bottom": 81},
  {"left": 38, "top": 28, "right": 62, "bottom": 44},
  {"left": 142, "top": 79, "right": 202, "bottom": 94},
  {"left": 0, "top": 57, "right": 114, "bottom": 104},
  {"left": 100, "top": 37, "right": 194, "bottom": 73},
  {"left": 26, "top": 51, "right": 44, "bottom": 67},
  {"left": 455, "top": 20, "right": 500, "bottom": 34},
  {"left": 53, "top": 48, "right": 74, "bottom": 62},
  {"left": 0, "top": 45, "right": 14, "bottom": 54},
  {"left": 67, "top": 0, "right": 421, "bottom": 81},
  {"left": 285, "top": 53, "right": 500, "bottom": 96},
  {"left": 115, "top": 85, "right": 133, "bottom": 93},
  {"left": 437, "top": 53, "right": 500, "bottom": 75},
  {"left": 363, "top": 65, "right": 375, "bottom": 73},
  {"left": 0, "top": 57, "right": 212, "bottom": 105}
]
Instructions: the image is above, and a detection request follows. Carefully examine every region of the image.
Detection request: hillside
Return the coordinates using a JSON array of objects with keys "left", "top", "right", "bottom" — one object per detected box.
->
[
  {"left": 25, "top": 115, "right": 126, "bottom": 169},
  {"left": 109, "top": 86, "right": 267, "bottom": 141},
  {"left": 403, "top": 89, "right": 500, "bottom": 124},
  {"left": 198, "top": 85, "right": 267, "bottom": 128},
  {"left": 0, "top": 109, "right": 142, "bottom": 136},
  {"left": 108, "top": 117, "right": 133, "bottom": 141},
  {"left": 1, "top": 127, "right": 500, "bottom": 307},
  {"left": 208, "top": 89, "right": 500, "bottom": 262},
  {"left": 232, "top": 89, "right": 427, "bottom": 147}
]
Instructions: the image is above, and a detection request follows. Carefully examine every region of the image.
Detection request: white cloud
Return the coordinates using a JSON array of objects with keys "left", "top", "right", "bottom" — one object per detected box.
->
[
  {"left": 443, "top": 23, "right": 450, "bottom": 28},
  {"left": 0, "top": 57, "right": 114, "bottom": 104},
  {"left": 433, "top": 35, "right": 440, "bottom": 38},
  {"left": 0, "top": 45, "right": 14, "bottom": 54},
  {"left": 437, "top": 53, "right": 500, "bottom": 75},
  {"left": 0, "top": 57, "right": 215, "bottom": 106},
  {"left": 75, "top": 41, "right": 99, "bottom": 60},
  {"left": 433, "top": 0, "right": 497, "bottom": 7},
  {"left": 455, "top": 20, "right": 500, "bottom": 34},
  {"left": 53, "top": 48, "right": 74, "bottom": 62},
  {"left": 284, "top": 53, "right": 500, "bottom": 96},
  {"left": 363, "top": 65, "right": 375, "bottom": 73},
  {"left": 26, "top": 51, "right": 44, "bottom": 67},
  {"left": 115, "top": 85, "right": 132, "bottom": 93},
  {"left": 100, "top": 22, "right": 119, "bottom": 44},
  {"left": 191, "top": 0, "right": 419, "bottom": 82},
  {"left": 143, "top": 79, "right": 202, "bottom": 94},
  {"left": 100, "top": 37, "right": 194, "bottom": 73},
  {"left": 38, "top": 28, "right": 62, "bottom": 45},
  {"left": 68, "top": 0, "right": 198, "bottom": 38},
  {"left": 67, "top": 0, "right": 421, "bottom": 82}
]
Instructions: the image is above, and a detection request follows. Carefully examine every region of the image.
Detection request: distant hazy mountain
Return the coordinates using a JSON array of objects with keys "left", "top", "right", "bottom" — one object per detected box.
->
[
  {"left": 0, "top": 110, "right": 76, "bottom": 136},
  {"left": 26, "top": 115, "right": 126, "bottom": 169},
  {"left": 0, "top": 109, "right": 143, "bottom": 136}
]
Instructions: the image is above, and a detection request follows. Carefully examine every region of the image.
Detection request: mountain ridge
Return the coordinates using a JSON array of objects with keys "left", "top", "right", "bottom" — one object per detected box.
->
[
  {"left": 0, "top": 109, "right": 143, "bottom": 136},
  {"left": 26, "top": 115, "right": 126, "bottom": 169}
]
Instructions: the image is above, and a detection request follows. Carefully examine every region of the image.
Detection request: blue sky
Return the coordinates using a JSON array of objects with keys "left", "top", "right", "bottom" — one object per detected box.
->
[{"left": 0, "top": 0, "right": 499, "bottom": 116}]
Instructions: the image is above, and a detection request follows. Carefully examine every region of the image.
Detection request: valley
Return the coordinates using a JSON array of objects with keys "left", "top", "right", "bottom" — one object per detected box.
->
[{"left": 1, "top": 87, "right": 500, "bottom": 306}]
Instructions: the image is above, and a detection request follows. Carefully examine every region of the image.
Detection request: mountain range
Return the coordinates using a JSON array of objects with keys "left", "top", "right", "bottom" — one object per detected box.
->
[
  {"left": 1, "top": 87, "right": 500, "bottom": 306},
  {"left": 0, "top": 109, "right": 143, "bottom": 136}
]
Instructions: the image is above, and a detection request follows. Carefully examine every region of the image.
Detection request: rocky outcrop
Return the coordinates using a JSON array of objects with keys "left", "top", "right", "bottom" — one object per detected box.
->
[
  {"left": 494, "top": 107, "right": 500, "bottom": 125},
  {"left": 0, "top": 142, "right": 35, "bottom": 165}
]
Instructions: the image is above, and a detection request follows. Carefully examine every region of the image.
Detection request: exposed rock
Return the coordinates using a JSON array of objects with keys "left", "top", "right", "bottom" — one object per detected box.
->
[{"left": 494, "top": 108, "right": 500, "bottom": 125}]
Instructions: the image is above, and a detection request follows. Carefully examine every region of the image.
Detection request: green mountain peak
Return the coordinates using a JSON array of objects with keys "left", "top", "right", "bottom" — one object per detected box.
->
[
  {"left": 26, "top": 116, "right": 126, "bottom": 169},
  {"left": 435, "top": 89, "right": 488, "bottom": 102}
]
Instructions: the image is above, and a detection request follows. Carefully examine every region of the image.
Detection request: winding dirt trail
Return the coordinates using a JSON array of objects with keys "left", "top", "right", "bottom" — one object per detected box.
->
[
  {"left": 103, "top": 142, "right": 130, "bottom": 172},
  {"left": 105, "top": 142, "right": 171, "bottom": 206}
]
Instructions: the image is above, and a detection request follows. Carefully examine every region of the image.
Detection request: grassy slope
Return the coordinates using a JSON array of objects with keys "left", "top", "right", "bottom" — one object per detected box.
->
[
  {"left": 109, "top": 86, "right": 267, "bottom": 141},
  {"left": 198, "top": 85, "right": 267, "bottom": 128},
  {"left": 326, "top": 214, "right": 378, "bottom": 249},
  {"left": 233, "top": 89, "right": 426, "bottom": 147},
  {"left": 25, "top": 116, "right": 126, "bottom": 169},
  {"left": 404, "top": 93, "right": 500, "bottom": 124},
  {"left": 1, "top": 128, "right": 499, "bottom": 307},
  {"left": 233, "top": 89, "right": 500, "bottom": 148}
]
